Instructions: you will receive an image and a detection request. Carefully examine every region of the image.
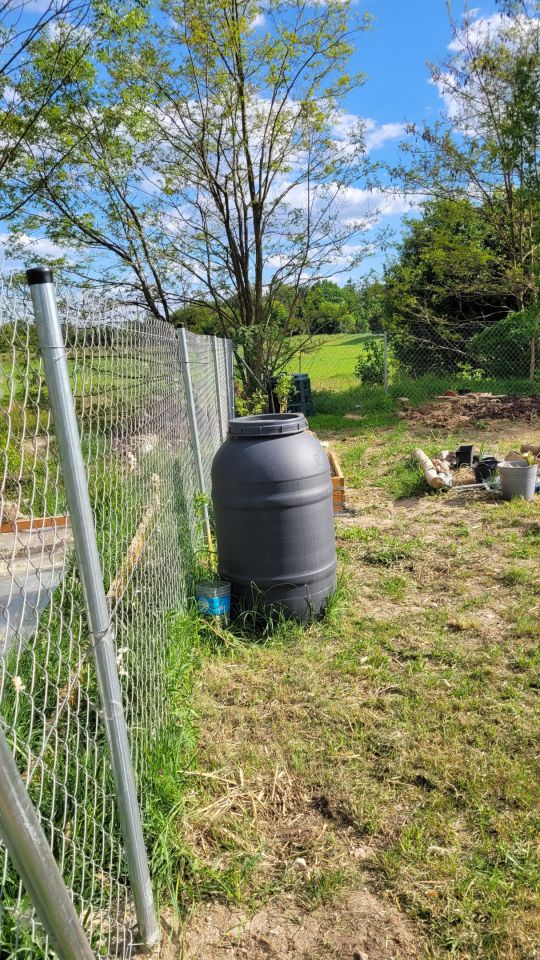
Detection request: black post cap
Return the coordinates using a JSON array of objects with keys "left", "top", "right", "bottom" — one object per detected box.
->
[{"left": 26, "top": 266, "right": 54, "bottom": 285}]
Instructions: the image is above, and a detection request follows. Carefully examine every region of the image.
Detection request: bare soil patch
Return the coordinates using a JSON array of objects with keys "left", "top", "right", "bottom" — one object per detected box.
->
[
  {"left": 405, "top": 393, "right": 540, "bottom": 430},
  {"left": 157, "top": 891, "right": 420, "bottom": 959}
]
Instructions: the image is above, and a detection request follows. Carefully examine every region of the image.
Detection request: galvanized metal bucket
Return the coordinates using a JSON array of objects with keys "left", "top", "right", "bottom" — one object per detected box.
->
[{"left": 499, "top": 462, "right": 538, "bottom": 501}]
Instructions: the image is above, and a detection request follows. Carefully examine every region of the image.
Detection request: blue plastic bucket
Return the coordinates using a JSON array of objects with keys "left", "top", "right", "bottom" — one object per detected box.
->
[{"left": 195, "top": 581, "right": 231, "bottom": 619}]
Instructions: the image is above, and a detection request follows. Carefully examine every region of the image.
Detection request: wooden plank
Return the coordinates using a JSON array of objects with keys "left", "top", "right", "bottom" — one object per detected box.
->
[
  {"left": 0, "top": 515, "right": 71, "bottom": 534},
  {"left": 327, "top": 449, "right": 343, "bottom": 479},
  {"left": 326, "top": 449, "right": 345, "bottom": 514}
]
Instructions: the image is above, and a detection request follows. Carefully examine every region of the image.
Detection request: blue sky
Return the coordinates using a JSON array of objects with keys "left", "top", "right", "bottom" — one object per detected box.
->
[
  {"left": 341, "top": 0, "right": 500, "bottom": 276},
  {"left": 2, "top": 0, "right": 503, "bottom": 285}
]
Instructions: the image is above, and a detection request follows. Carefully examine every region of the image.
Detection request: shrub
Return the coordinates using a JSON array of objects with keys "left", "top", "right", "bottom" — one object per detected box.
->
[
  {"left": 355, "top": 338, "right": 396, "bottom": 386},
  {"left": 467, "top": 309, "right": 539, "bottom": 379}
]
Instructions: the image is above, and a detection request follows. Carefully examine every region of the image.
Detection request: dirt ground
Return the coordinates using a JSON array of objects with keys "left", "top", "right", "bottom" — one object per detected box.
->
[
  {"left": 404, "top": 393, "right": 540, "bottom": 430},
  {"left": 156, "top": 891, "right": 420, "bottom": 959},
  {"left": 151, "top": 411, "right": 540, "bottom": 960}
]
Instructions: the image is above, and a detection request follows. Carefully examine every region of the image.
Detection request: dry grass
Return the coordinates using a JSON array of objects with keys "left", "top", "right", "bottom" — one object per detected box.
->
[{"left": 159, "top": 413, "right": 540, "bottom": 960}]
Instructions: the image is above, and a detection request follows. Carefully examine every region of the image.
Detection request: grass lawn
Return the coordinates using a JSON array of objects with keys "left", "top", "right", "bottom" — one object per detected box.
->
[
  {"left": 156, "top": 381, "right": 540, "bottom": 960},
  {"left": 283, "top": 333, "right": 536, "bottom": 413},
  {"left": 285, "top": 333, "right": 382, "bottom": 390}
]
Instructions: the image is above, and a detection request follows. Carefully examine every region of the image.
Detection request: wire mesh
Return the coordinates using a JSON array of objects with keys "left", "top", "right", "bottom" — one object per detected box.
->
[
  {"left": 185, "top": 329, "right": 226, "bottom": 497},
  {"left": 281, "top": 327, "right": 538, "bottom": 400},
  {"left": 0, "top": 276, "right": 231, "bottom": 958}
]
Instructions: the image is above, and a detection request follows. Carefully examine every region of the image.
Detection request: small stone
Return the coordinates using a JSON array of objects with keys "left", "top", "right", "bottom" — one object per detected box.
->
[{"left": 293, "top": 857, "right": 308, "bottom": 871}]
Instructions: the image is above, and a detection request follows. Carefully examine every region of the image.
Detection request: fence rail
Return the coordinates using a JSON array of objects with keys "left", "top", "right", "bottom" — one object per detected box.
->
[{"left": 0, "top": 271, "right": 233, "bottom": 958}]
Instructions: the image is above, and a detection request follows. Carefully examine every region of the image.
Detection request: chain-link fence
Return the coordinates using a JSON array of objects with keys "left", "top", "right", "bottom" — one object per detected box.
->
[
  {"left": 0, "top": 271, "right": 233, "bottom": 958},
  {"left": 284, "top": 323, "right": 539, "bottom": 407},
  {"left": 286, "top": 332, "right": 387, "bottom": 394}
]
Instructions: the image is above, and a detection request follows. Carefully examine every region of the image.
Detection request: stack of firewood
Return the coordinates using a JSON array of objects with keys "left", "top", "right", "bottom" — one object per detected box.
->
[{"left": 414, "top": 449, "right": 453, "bottom": 489}]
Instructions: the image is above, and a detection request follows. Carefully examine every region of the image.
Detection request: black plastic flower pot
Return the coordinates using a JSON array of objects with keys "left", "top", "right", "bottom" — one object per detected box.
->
[
  {"left": 456, "top": 444, "right": 474, "bottom": 467},
  {"left": 474, "top": 457, "right": 499, "bottom": 483}
]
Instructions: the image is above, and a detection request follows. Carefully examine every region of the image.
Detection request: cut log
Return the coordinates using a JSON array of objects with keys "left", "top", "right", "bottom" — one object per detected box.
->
[{"left": 414, "top": 448, "right": 452, "bottom": 490}]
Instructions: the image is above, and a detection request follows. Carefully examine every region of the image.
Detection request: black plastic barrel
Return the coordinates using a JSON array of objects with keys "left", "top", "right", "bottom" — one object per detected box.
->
[{"left": 211, "top": 413, "right": 336, "bottom": 621}]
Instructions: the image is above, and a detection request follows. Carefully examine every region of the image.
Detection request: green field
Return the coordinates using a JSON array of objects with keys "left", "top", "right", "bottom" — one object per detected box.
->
[
  {"left": 282, "top": 333, "right": 537, "bottom": 439},
  {"left": 286, "top": 332, "right": 383, "bottom": 390}
]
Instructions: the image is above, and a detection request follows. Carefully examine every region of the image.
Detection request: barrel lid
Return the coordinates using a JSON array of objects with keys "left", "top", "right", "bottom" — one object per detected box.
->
[{"left": 229, "top": 413, "right": 307, "bottom": 436}]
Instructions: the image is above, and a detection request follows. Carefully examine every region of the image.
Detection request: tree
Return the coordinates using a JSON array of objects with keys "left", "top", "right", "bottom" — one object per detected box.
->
[
  {"left": 383, "top": 196, "right": 515, "bottom": 373},
  {"left": 355, "top": 277, "right": 388, "bottom": 333},
  {"left": 9, "top": 0, "right": 374, "bottom": 392},
  {"left": 394, "top": 0, "right": 540, "bottom": 377},
  {"left": 0, "top": 0, "right": 92, "bottom": 218},
  {"left": 300, "top": 280, "right": 367, "bottom": 334},
  {"left": 170, "top": 303, "right": 221, "bottom": 336},
  {"left": 467, "top": 305, "right": 539, "bottom": 377}
]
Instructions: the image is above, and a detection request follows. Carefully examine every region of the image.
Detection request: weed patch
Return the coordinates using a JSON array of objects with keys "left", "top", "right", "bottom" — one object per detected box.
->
[{"left": 364, "top": 537, "right": 417, "bottom": 567}]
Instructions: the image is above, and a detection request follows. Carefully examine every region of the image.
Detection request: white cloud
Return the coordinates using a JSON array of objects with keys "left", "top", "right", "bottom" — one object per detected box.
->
[
  {"left": 0, "top": 233, "right": 70, "bottom": 261},
  {"left": 331, "top": 112, "right": 361, "bottom": 140},
  {"left": 3, "top": 87, "right": 21, "bottom": 106},
  {"left": 24, "top": 0, "right": 73, "bottom": 13},
  {"left": 266, "top": 241, "right": 367, "bottom": 271},
  {"left": 448, "top": 12, "right": 506, "bottom": 52},
  {"left": 364, "top": 120, "right": 406, "bottom": 151},
  {"left": 429, "top": 72, "right": 460, "bottom": 120},
  {"left": 331, "top": 113, "right": 405, "bottom": 153},
  {"left": 249, "top": 12, "right": 265, "bottom": 29},
  {"left": 434, "top": 11, "right": 539, "bottom": 126},
  {"left": 276, "top": 180, "right": 422, "bottom": 227},
  {"left": 339, "top": 187, "right": 421, "bottom": 224},
  {"left": 447, "top": 9, "right": 538, "bottom": 55},
  {"left": 47, "top": 19, "right": 92, "bottom": 42}
]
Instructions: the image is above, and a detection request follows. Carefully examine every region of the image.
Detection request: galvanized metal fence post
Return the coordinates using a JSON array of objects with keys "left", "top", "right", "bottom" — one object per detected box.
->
[
  {"left": 383, "top": 332, "right": 389, "bottom": 396},
  {"left": 26, "top": 267, "right": 160, "bottom": 949},
  {"left": 226, "top": 341, "right": 236, "bottom": 419},
  {"left": 211, "top": 335, "right": 226, "bottom": 443},
  {"left": 177, "top": 326, "right": 213, "bottom": 548},
  {"left": 0, "top": 725, "right": 96, "bottom": 960}
]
